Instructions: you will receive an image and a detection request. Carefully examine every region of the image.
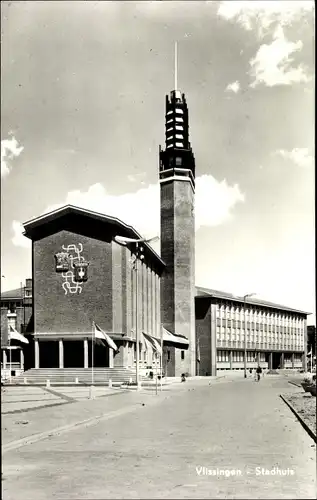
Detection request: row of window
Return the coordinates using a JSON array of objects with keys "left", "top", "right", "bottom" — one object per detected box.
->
[
  {"left": 216, "top": 330, "right": 303, "bottom": 341},
  {"left": 217, "top": 351, "right": 266, "bottom": 362},
  {"left": 216, "top": 306, "right": 304, "bottom": 324},
  {"left": 217, "top": 318, "right": 303, "bottom": 329},
  {"left": 217, "top": 338, "right": 303, "bottom": 346},
  {"left": 217, "top": 326, "right": 303, "bottom": 335}
]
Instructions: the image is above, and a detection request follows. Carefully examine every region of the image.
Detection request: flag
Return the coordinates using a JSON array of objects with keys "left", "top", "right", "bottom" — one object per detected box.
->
[
  {"left": 8, "top": 326, "right": 29, "bottom": 344},
  {"left": 93, "top": 322, "right": 118, "bottom": 351},
  {"left": 142, "top": 333, "right": 152, "bottom": 351},
  {"left": 196, "top": 337, "right": 200, "bottom": 363},
  {"left": 162, "top": 327, "right": 189, "bottom": 350},
  {"left": 143, "top": 332, "right": 162, "bottom": 356}
]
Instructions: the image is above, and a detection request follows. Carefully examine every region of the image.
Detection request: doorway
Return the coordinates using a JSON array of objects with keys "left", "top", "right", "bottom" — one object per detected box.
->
[
  {"left": 64, "top": 341, "right": 84, "bottom": 368},
  {"left": 272, "top": 352, "right": 280, "bottom": 369}
]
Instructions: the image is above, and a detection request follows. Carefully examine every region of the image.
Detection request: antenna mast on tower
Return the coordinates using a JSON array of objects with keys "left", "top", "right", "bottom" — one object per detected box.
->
[{"left": 174, "top": 41, "right": 178, "bottom": 90}]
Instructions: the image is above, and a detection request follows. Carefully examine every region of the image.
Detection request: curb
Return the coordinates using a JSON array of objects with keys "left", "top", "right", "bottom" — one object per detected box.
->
[
  {"left": 280, "top": 394, "right": 316, "bottom": 444},
  {"left": 2, "top": 400, "right": 152, "bottom": 454},
  {"left": 288, "top": 381, "right": 302, "bottom": 388}
]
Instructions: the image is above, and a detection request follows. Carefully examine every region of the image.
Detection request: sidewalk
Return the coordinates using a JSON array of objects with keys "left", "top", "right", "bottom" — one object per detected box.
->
[
  {"left": 2, "top": 374, "right": 315, "bottom": 500},
  {"left": 2, "top": 388, "right": 162, "bottom": 450},
  {"left": 2, "top": 376, "right": 226, "bottom": 450}
]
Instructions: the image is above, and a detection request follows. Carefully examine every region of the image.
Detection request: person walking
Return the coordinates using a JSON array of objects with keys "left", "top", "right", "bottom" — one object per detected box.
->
[{"left": 256, "top": 365, "right": 262, "bottom": 382}]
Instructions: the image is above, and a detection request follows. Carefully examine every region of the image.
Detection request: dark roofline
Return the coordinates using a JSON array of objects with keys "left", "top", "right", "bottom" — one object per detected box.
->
[
  {"left": 23, "top": 205, "right": 165, "bottom": 271},
  {"left": 195, "top": 286, "right": 310, "bottom": 315},
  {"left": 1, "top": 288, "right": 23, "bottom": 301}
]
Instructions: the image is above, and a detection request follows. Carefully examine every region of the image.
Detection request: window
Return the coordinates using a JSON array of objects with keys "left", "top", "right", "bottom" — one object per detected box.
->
[
  {"left": 181, "top": 351, "right": 185, "bottom": 360},
  {"left": 167, "top": 350, "right": 171, "bottom": 361},
  {"left": 175, "top": 157, "right": 182, "bottom": 166}
]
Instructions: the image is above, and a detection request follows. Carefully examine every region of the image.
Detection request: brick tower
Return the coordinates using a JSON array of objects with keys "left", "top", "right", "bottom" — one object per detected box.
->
[{"left": 159, "top": 83, "right": 196, "bottom": 377}]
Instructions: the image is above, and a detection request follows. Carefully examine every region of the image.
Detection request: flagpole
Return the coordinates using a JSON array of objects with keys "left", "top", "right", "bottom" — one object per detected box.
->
[
  {"left": 90, "top": 323, "right": 94, "bottom": 399},
  {"left": 9, "top": 338, "right": 12, "bottom": 384},
  {"left": 160, "top": 325, "right": 163, "bottom": 391},
  {"left": 155, "top": 352, "right": 158, "bottom": 396},
  {"left": 135, "top": 243, "right": 140, "bottom": 389},
  {"left": 92, "top": 324, "right": 94, "bottom": 385}
]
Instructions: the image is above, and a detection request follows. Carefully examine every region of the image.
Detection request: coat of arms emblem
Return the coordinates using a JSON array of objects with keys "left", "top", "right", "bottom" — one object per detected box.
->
[
  {"left": 73, "top": 261, "right": 89, "bottom": 282},
  {"left": 54, "top": 252, "right": 69, "bottom": 272}
]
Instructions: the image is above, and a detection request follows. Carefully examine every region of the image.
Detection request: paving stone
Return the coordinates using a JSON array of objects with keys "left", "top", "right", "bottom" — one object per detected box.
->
[{"left": 2, "top": 376, "right": 316, "bottom": 499}]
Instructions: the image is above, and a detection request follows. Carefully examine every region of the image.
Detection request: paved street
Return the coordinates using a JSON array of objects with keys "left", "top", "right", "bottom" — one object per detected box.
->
[{"left": 2, "top": 376, "right": 316, "bottom": 499}]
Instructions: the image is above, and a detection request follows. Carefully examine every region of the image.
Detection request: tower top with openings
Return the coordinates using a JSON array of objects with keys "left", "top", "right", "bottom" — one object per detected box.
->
[{"left": 159, "top": 43, "right": 196, "bottom": 188}]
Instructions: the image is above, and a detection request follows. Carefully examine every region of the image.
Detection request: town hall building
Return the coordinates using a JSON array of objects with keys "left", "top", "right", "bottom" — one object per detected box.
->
[{"left": 1, "top": 82, "right": 309, "bottom": 380}]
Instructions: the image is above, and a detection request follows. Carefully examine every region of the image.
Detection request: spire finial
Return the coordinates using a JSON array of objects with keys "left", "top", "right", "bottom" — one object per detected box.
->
[{"left": 174, "top": 41, "right": 178, "bottom": 90}]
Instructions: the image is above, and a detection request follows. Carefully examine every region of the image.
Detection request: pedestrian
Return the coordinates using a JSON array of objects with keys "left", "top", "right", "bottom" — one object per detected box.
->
[
  {"left": 256, "top": 365, "right": 262, "bottom": 382},
  {"left": 249, "top": 368, "right": 252, "bottom": 378}
]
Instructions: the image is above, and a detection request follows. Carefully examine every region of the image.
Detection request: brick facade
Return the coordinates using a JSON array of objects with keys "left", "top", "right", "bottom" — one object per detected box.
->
[
  {"left": 34, "top": 231, "right": 113, "bottom": 334},
  {"left": 1, "top": 307, "right": 8, "bottom": 346},
  {"left": 160, "top": 179, "right": 196, "bottom": 376}
]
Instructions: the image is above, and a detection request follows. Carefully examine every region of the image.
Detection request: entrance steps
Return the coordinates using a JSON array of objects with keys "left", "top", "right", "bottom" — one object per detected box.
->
[{"left": 8, "top": 367, "right": 146, "bottom": 385}]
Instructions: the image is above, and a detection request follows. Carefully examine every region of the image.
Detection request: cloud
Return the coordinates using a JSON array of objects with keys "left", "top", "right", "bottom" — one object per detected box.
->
[
  {"left": 218, "top": 2, "right": 313, "bottom": 88},
  {"left": 1, "top": 136, "right": 24, "bottom": 178},
  {"left": 276, "top": 148, "right": 313, "bottom": 168},
  {"left": 12, "top": 175, "right": 245, "bottom": 249},
  {"left": 217, "top": 1, "right": 314, "bottom": 37},
  {"left": 249, "top": 25, "right": 311, "bottom": 87},
  {"left": 225, "top": 81, "right": 240, "bottom": 93}
]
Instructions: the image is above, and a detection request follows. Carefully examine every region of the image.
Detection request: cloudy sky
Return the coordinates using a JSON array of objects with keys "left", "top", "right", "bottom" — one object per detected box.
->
[{"left": 1, "top": 1, "right": 315, "bottom": 323}]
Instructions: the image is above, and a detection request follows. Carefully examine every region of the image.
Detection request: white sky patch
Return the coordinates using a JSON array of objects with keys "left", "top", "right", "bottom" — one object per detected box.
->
[
  {"left": 127, "top": 172, "right": 147, "bottom": 184},
  {"left": 249, "top": 26, "right": 310, "bottom": 87},
  {"left": 225, "top": 81, "right": 240, "bottom": 93},
  {"left": 1, "top": 136, "right": 24, "bottom": 178},
  {"left": 12, "top": 175, "right": 244, "bottom": 250},
  {"left": 12, "top": 220, "right": 31, "bottom": 249},
  {"left": 276, "top": 148, "right": 313, "bottom": 168},
  {"left": 217, "top": 1, "right": 314, "bottom": 37}
]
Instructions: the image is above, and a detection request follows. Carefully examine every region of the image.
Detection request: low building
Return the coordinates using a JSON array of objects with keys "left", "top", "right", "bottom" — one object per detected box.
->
[
  {"left": 195, "top": 287, "right": 308, "bottom": 375},
  {"left": 1, "top": 279, "right": 33, "bottom": 377}
]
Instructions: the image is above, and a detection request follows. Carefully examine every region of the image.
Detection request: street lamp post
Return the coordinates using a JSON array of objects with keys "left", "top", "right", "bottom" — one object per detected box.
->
[
  {"left": 243, "top": 293, "right": 256, "bottom": 379},
  {"left": 114, "top": 235, "right": 159, "bottom": 389}
]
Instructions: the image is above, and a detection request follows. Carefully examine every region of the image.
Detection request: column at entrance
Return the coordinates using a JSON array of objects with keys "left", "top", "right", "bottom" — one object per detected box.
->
[
  {"left": 280, "top": 352, "right": 284, "bottom": 369},
  {"left": 59, "top": 340, "right": 64, "bottom": 368},
  {"left": 20, "top": 349, "right": 24, "bottom": 370},
  {"left": 35, "top": 340, "right": 40, "bottom": 369},
  {"left": 84, "top": 339, "right": 88, "bottom": 368},
  {"left": 109, "top": 348, "right": 114, "bottom": 368},
  {"left": 3, "top": 350, "right": 7, "bottom": 369},
  {"left": 229, "top": 351, "right": 232, "bottom": 370},
  {"left": 268, "top": 352, "right": 273, "bottom": 370},
  {"left": 291, "top": 353, "right": 295, "bottom": 369}
]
